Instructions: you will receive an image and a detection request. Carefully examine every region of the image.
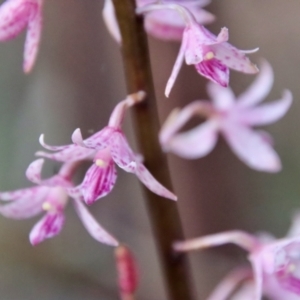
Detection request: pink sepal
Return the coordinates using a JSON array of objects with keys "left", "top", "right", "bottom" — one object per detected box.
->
[
  {"left": 0, "top": 186, "right": 47, "bottom": 219},
  {"left": 73, "top": 198, "right": 119, "bottom": 246}
]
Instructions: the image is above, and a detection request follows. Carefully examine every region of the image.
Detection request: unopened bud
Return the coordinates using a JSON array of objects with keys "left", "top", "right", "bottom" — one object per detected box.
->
[{"left": 115, "top": 244, "right": 139, "bottom": 299}]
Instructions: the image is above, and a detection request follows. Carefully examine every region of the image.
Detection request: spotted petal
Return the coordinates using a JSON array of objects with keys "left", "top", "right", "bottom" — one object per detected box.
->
[
  {"left": 72, "top": 127, "right": 114, "bottom": 150},
  {"left": 195, "top": 58, "right": 229, "bottom": 87},
  {"left": 110, "top": 131, "right": 136, "bottom": 172},
  {"left": 211, "top": 42, "right": 258, "bottom": 74},
  {"left": 0, "top": 0, "right": 31, "bottom": 41},
  {"left": 75, "top": 160, "right": 117, "bottom": 205},
  {"left": 29, "top": 212, "right": 65, "bottom": 245}
]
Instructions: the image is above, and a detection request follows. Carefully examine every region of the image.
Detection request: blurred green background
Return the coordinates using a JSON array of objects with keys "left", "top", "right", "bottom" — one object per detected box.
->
[{"left": 0, "top": 0, "right": 299, "bottom": 299}]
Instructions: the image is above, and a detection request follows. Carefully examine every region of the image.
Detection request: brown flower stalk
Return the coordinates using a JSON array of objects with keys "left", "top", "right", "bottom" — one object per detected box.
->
[{"left": 111, "top": 0, "right": 195, "bottom": 299}]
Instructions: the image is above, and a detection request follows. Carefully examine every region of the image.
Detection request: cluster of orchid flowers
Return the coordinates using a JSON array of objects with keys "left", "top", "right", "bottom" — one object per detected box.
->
[{"left": 0, "top": 0, "right": 297, "bottom": 299}]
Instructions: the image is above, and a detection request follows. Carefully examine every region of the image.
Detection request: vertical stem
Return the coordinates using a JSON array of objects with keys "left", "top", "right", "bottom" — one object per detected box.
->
[{"left": 112, "top": 1, "right": 195, "bottom": 300}]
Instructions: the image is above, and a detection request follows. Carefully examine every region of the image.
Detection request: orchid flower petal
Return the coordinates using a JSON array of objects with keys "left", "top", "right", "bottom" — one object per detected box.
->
[
  {"left": 237, "top": 60, "right": 274, "bottom": 107},
  {"left": 206, "top": 81, "right": 235, "bottom": 110},
  {"left": 211, "top": 42, "right": 258, "bottom": 74},
  {"left": 287, "top": 211, "right": 300, "bottom": 238},
  {"left": 23, "top": 2, "right": 42, "bottom": 73},
  {"left": 0, "top": 186, "right": 41, "bottom": 201},
  {"left": 79, "top": 160, "right": 117, "bottom": 205},
  {"left": 26, "top": 160, "right": 72, "bottom": 187},
  {"left": 71, "top": 128, "right": 86, "bottom": 146},
  {"left": 39, "top": 134, "right": 74, "bottom": 151},
  {"left": 74, "top": 127, "right": 114, "bottom": 150},
  {"left": 0, "top": 0, "right": 31, "bottom": 41},
  {"left": 195, "top": 58, "right": 229, "bottom": 87},
  {"left": 73, "top": 198, "right": 119, "bottom": 246},
  {"left": 108, "top": 91, "right": 146, "bottom": 128},
  {"left": 216, "top": 27, "right": 229, "bottom": 43},
  {"left": 239, "top": 90, "right": 292, "bottom": 126},
  {"left": 207, "top": 267, "right": 252, "bottom": 300},
  {"left": 110, "top": 131, "right": 136, "bottom": 172},
  {"left": 134, "top": 163, "right": 177, "bottom": 200},
  {"left": 36, "top": 146, "right": 94, "bottom": 162},
  {"left": 230, "top": 281, "right": 255, "bottom": 300},
  {"left": 249, "top": 255, "right": 264, "bottom": 300},
  {"left": 255, "top": 130, "right": 274, "bottom": 146},
  {"left": 29, "top": 212, "right": 65, "bottom": 245},
  {"left": 66, "top": 186, "right": 82, "bottom": 199},
  {"left": 0, "top": 186, "right": 47, "bottom": 219},
  {"left": 165, "top": 31, "right": 187, "bottom": 97},
  {"left": 160, "top": 100, "right": 212, "bottom": 146},
  {"left": 102, "top": 0, "right": 121, "bottom": 43},
  {"left": 143, "top": 8, "right": 214, "bottom": 42},
  {"left": 221, "top": 122, "right": 281, "bottom": 172},
  {"left": 144, "top": 10, "right": 184, "bottom": 41},
  {"left": 165, "top": 120, "right": 218, "bottom": 159},
  {"left": 25, "top": 158, "right": 44, "bottom": 184},
  {"left": 173, "top": 230, "right": 258, "bottom": 252}
]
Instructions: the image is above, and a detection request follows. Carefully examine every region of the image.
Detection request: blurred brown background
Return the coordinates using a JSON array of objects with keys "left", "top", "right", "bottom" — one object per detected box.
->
[{"left": 0, "top": 0, "right": 299, "bottom": 299}]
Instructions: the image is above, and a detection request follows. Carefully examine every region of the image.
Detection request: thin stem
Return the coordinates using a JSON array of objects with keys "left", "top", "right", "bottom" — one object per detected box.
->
[{"left": 111, "top": 1, "right": 195, "bottom": 299}]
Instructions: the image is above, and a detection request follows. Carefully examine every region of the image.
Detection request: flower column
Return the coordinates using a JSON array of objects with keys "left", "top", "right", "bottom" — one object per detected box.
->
[{"left": 111, "top": 0, "right": 195, "bottom": 300}]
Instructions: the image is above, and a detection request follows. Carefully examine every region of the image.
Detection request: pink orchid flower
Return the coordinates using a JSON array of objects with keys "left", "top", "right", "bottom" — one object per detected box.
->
[
  {"left": 0, "top": 159, "right": 119, "bottom": 246},
  {"left": 36, "top": 91, "right": 177, "bottom": 205},
  {"left": 102, "top": 0, "right": 214, "bottom": 44},
  {"left": 137, "top": 3, "right": 258, "bottom": 97},
  {"left": 0, "top": 0, "right": 43, "bottom": 72},
  {"left": 160, "top": 61, "right": 292, "bottom": 172},
  {"left": 174, "top": 212, "right": 300, "bottom": 300}
]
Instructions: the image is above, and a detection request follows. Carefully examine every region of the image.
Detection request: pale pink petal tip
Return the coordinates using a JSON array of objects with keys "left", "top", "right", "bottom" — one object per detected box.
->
[
  {"left": 102, "top": 0, "right": 122, "bottom": 43},
  {"left": 38, "top": 133, "right": 71, "bottom": 151},
  {"left": 240, "top": 47, "right": 260, "bottom": 54},
  {"left": 135, "top": 164, "right": 177, "bottom": 201},
  {"left": 25, "top": 158, "right": 45, "bottom": 184},
  {"left": 167, "top": 121, "right": 218, "bottom": 159},
  {"left": 39, "top": 133, "right": 59, "bottom": 150},
  {"left": 74, "top": 198, "right": 119, "bottom": 246},
  {"left": 71, "top": 128, "right": 85, "bottom": 146},
  {"left": 217, "top": 27, "right": 229, "bottom": 43}
]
